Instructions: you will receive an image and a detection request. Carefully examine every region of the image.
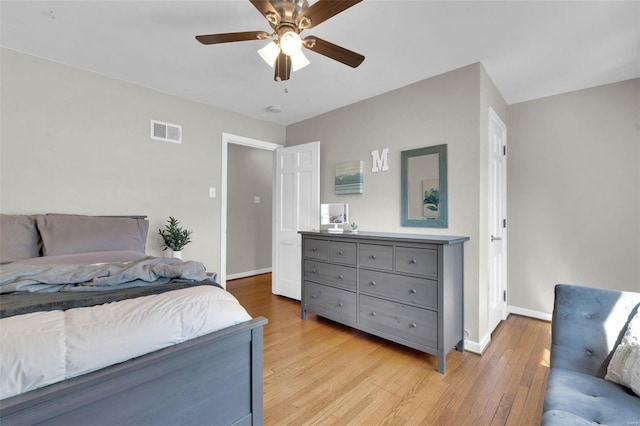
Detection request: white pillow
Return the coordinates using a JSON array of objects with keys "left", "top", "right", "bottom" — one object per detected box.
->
[{"left": 606, "top": 309, "right": 640, "bottom": 396}]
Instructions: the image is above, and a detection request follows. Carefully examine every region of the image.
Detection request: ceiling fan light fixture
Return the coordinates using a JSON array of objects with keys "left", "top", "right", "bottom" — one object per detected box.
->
[
  {"left": 279, "top": 31, "right": 302, "bottom": 56},
  {"left": 291, "top": 50, "right": 310, "bottom": 72},
  {"left": 258, "top": 41, "right": 280, "bottom": 67}
]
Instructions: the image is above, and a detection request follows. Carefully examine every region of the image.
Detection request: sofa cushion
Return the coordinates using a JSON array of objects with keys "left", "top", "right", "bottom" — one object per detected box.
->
[
  {"left": 542, "top": 367, "right": 640, "bottom": 425},
  {"left": 551, "top": 284, "right": 640, "bottom": 378}
]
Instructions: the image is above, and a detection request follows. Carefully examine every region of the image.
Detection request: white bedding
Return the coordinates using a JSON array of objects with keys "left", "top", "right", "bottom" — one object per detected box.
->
[{"left": 0, "top": 285, "right": 252, "bottom": 400}]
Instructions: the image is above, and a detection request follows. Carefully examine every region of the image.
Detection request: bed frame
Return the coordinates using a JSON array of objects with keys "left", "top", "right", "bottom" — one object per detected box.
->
[{"left": 0, "top": 317, "right": 267, "bottom": 426}]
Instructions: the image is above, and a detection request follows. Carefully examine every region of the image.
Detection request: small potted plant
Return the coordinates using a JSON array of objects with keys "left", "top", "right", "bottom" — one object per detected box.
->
[
  {"left": 350, "top": 222, "right": 358, "bottom": 233},
  {"left": 159, "top": 216, "right": 192, "bottom": 259}
]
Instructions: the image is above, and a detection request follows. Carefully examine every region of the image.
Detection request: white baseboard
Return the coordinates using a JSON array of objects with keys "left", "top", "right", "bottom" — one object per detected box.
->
[
  {"left": 464, "top": 332, "right": 492, "bottom": 354},
  {"left": 508, "top": 305, "right": 552, "bottom": 322},
  {"left": 464, "top": 307, "right": 551, "bottom": 354},
  {"left": 226, "top": 268, "right": 272, "bottom": 281}
]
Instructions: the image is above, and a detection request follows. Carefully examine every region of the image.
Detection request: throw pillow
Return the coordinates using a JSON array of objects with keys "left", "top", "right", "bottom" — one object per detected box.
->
[{"left": 606, "top": 309, "right": 640, "bottom": 396}]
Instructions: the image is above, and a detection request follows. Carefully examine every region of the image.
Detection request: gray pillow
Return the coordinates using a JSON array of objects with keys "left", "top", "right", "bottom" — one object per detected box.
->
[
  {"left": 0, "top": 214, "right": 41, "bottom": 263},
  {"left": 37, "top": 214, "right": 149, "bottom": 256}
]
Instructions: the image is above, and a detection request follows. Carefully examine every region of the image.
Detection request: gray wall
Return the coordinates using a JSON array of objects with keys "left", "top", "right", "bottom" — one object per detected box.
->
[
  {"left": 287, "top": 63, "right": 508, "bottom": 345},
  {"left": 0, "top": 48, "right": 285, "bottom": 277},
  {"left": 508, "top": 79, "right": 640, "bottom": 313},
  {"left": 227, "top": 144, "right": 273, "bottom": 276}
]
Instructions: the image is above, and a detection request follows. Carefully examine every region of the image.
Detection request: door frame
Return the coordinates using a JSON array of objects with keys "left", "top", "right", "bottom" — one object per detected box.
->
[{"left": 220, "top": 132, "right": 283, "bottom": 289}]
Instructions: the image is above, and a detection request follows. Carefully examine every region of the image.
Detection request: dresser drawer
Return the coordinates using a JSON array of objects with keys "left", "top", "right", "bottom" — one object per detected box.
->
[
  {"left": 395, "top": 246, "right": 438, "bottom": 277},
  {"left": 360, "top": 269, "right": 438, "bottom": 310},
  {"left": 328, "top": 241, "right": 357, "bottom": 265},
  {"left": 305, "top": 281, "right": 356, "bottom": 325},
  {"left": 359, "top": 243, "right": 393, "bottom": 271},
  {"left": 359, "top": 295, "right": 437, "bottom": 349},
  {"left": 304, "top": 238, "right": 328, "bottom": 261},
  {"left": 304, "top": 260, "right": 357, "bottom": 291}
]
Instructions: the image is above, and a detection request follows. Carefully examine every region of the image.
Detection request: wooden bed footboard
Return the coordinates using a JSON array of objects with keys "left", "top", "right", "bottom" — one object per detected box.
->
[{"left": 0, "top": 317, "right": 268, "bottom": 426}]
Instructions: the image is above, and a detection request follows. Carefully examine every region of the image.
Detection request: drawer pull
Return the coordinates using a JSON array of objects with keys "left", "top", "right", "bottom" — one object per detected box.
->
[
  {"left": 371, "top": 254, "right": 376, "bottom": 260},
  {"left": 411, "top": 259, "right": 417, "bottom": 264},
  {"left": 312, "top": 247, "right": 317, "bottom": 252},
  {"left": 311, "top": 295, "right": 317, "bottom": 299},
  {"left": 410, "top": 323, "right": 417, "bottom": 328},
  {"left": 338, "top": 250, "right": 344, "bottom": 255},
  {"left": 410, "top": 289, "right": 417, "bottom": 294},
  {"left": 338, "top": 275, "right": 344, "bottom": 280},
  {"left": 370, "top": 281, "right": 376, "bottom": 286},
  {"left": 338, "top": 303, "right": 343, "bottom": 307},
  {"left": 371, "top": 312, "right": 376, "bottom": 316}
]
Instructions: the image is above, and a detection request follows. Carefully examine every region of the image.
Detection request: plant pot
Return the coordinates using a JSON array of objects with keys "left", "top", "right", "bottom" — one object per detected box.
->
[{"left": 171, "top": 250, "right": 183, "bottom": 260}]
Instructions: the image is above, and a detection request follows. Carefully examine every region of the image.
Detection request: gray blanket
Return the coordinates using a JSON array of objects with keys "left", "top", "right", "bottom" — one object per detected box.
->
[
  {"left": 0, "top": 280, "right": 221, "bottom": 318},
  {"left": 0, "top": 257, "right": 210, "bottom": 293}
]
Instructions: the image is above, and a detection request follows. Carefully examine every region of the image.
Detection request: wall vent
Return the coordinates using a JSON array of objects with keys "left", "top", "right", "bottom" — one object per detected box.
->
[{"left": 150, "top": 120, "right": 182, "bottom": 144}]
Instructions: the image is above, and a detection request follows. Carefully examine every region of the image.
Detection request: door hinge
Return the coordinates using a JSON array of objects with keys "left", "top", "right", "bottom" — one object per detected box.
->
[
  {"left": 503, "top": 218, "right": 507, "bottom": 228},
  {"left": 503, "top": 290, "right": 507, "bottom": 302},
  {"left": 503, "top": 145, "right": 507, "bottom": 156}
]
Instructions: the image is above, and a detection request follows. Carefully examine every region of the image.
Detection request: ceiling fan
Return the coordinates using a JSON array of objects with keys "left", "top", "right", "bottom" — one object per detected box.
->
[{"left": 195, "top": 0, "right": 365, "bottom": 82}]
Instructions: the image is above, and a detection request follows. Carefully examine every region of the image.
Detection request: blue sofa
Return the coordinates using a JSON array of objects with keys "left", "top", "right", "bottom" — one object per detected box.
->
[{"left": 543, "top": 284, "right": 640, "bottom": 424}]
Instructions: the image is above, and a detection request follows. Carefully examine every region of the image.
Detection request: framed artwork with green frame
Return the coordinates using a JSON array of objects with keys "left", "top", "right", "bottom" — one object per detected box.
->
[{"left": 401, "top": 144, "right": 448, "bottom": 228}]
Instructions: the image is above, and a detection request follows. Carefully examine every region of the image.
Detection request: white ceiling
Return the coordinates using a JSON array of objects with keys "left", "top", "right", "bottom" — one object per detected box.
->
[{"left": 1, "top": 1, "right": 638, "bottom": 126}]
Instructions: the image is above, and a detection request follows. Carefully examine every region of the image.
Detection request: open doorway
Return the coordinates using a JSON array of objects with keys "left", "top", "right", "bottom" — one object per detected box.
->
[
  {"left": 227, "top": 144, "right": 273, "bottom": 279},
  {"left": 220, "top": 133, "right": 282, "bottom": 288}
]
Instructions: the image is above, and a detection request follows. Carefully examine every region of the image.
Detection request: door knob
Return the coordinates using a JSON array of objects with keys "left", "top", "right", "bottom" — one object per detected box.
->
[{"left": 491, "top": 235, "right": 502, "bottom": 242}]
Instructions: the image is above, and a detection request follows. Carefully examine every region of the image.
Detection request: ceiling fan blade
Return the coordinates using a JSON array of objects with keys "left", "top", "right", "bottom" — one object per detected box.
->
[
  {"left": 250, "top": 0, "right": 280, "bottom": 28},
  {"left": 303, "top": 36, "right": 364, "bottom": 68},
  {"left": 196, "top": 31, "right": 268, "bottom": 45},
  {"left": 298, "top": 0, "right": 362, "bottom": 29},
  {"left": 274, "top": 52, "right": 291, "bottom": 82}
]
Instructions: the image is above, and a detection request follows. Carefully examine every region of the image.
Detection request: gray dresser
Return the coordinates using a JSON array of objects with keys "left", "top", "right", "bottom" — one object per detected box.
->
[{"left": 300, "top": 230, "right": 469, "bottom": 373}]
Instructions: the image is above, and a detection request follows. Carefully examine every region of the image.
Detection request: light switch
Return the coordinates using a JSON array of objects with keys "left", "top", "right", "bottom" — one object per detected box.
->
[
  {"left": 253, "top": 196, "right": 261, "bottom": 204},
  {"left": 209, "top": 187, "right": 216, "bottom": 198}
]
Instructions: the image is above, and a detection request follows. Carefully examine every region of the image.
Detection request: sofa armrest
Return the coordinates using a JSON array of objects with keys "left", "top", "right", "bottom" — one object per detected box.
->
[{"left": 551, "top": 284, "right": 640, "bottom": 378}]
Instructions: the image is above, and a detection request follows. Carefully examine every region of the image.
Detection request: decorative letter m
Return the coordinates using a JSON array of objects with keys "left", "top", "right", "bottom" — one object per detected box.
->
[{"left": 371, "top": 148, "right": 389, "bottom": 172}]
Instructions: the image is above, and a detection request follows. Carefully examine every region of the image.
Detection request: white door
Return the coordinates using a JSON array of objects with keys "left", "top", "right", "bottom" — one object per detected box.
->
[
  {"left": 272, "top": 141, "right": 320, "bottom": 300},
  {"left": 488, "top": 107, "right": 508, "bottom": 333}
]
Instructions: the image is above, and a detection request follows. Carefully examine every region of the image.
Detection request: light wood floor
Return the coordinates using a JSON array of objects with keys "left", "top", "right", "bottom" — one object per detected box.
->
[{"left": 227, "top": 273, "right": 550, "bottom": 426}]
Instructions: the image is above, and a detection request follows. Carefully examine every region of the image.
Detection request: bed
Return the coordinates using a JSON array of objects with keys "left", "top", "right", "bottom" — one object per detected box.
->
[{"left": 0, "top": 214, "right": 267, "bottom": 426}]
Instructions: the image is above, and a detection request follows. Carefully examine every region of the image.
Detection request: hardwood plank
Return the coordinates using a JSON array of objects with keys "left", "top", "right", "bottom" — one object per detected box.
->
[{"left": 227, "top": 273, "right": 549, "bottom": 425}]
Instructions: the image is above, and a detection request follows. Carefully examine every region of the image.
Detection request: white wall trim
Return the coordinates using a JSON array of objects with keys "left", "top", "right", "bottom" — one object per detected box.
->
[
  {"left": 223, "top": 133, "right": 282, "bottom": 151},
  {"left": 464, "top": 332, "right": 492, "bottom": 354},
  {"left": 466, "top": 306, "right": 551, "bottom": 355},
  {"left": 227, "top": 268, "right": 273, "bottom": 281},
  {"left": 220, "top": 132, "right": 282, "bottom": 289},
  {"left": 509, "top": 305, "right": 552, "bottom": 322}
]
